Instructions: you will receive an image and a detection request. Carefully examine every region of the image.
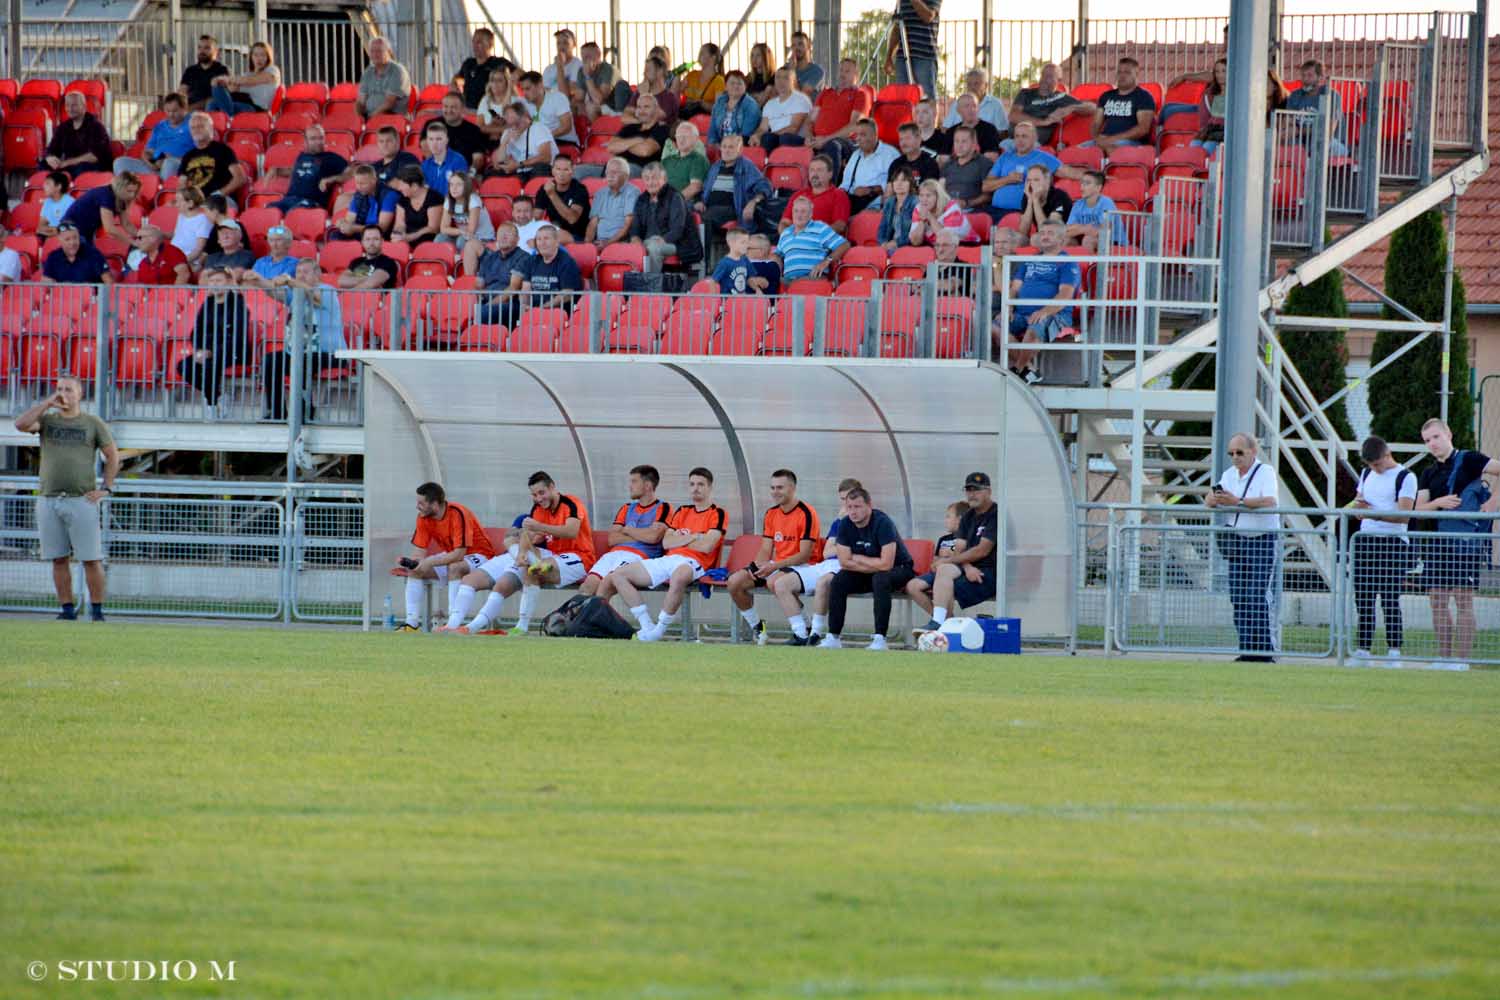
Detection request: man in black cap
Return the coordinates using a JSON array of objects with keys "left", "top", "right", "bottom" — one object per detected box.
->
[{"left": 908, "top": 471, "right": 999, "bottom": 629}]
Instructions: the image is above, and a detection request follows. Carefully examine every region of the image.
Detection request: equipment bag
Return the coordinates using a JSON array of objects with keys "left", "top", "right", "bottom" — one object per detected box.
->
[
  {"left": 563, "top": 596, "right": 638, "bottom": 639},
  {"left": 542, "top": 594, "right": 590, "bottom": 637},
  {"left": 622, "top": 271, "right": 692, "bottom": 294}
]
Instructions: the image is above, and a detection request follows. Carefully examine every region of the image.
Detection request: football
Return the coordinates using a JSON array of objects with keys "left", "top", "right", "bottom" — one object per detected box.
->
[
  {"left": 939, "top": 617, "right": 987, "bottom": 652},
  {"left": 916, "top": 630, "right": 949, "bottom": 653}
]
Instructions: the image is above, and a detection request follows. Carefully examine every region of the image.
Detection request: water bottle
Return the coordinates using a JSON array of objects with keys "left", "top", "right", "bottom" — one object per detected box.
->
[{"left": 383, "top": 594, "right": 395, "bottom": 631}]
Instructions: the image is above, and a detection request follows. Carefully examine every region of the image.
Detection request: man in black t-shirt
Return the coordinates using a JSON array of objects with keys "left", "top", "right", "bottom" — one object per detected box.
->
[
  {"left": 908, "top": 472, "right": 999, "bottom": 629},
  {"left": 437, "top": 92, "right": 491, "bottom": 170},
  {"left": 928, "top": 93, "right": 1003, "bottom": 159},
  {"left": 817, "top": 488, "right": 915, "bottom": 651},
  {"left": 887, "top": 122, "right": 940, "bottom": 185},
  {"left": 606, "top": 93, "right": 670, "bottom": 172},
  {"left": 1009, "top": 63, "right": 1094, "bottom": 147},
  {"left": 274, "top": 125, "right": 349, "bottom": 212},
  {"left": 337, "top": 227, "right": 399, "bottom": 290},
  {"left": 180, "top": 35, "right": 230, "bottom": 110},
  {"left": 179, "top": 112, "right": 246, "bottom": 199},
  {"left": 1414, "top": 417, "right": 1500, "bottom": 668},
  {"left": 373, "top": 127, "right": 421, "bottom": 190},
  {"left": 537, "top": 154, "right": 591, "bottom": 243},
  {"left": 452, "top": 28, "right": 514, "bottom": 108},
  {"left": 1088, "top": 57, "right": 1156, "bottom": 152}
]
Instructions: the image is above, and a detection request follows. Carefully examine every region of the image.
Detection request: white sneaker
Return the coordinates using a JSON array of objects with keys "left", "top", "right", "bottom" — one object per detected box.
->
[
  {"left": 203, "top": 403, "right": 218, "bottom": 421},
  {"left": 816, "top": 634, "right": 842, "bottom": 649},
  {"left": 867, "top": 634, "right": 888, "bottom": 651},
  {"left": 635, "top": 624, "right": 662, "bottom": 642},
  {"left": 1352, "top": 649, "right": 1373, "bottom": 664},
  {"left": 1379, "top": 649, "right": 1404, "bottom": 669}
]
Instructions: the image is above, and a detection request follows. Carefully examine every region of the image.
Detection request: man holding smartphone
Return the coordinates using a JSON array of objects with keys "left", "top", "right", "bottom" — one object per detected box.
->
[
  {"left": 1205, "top": 433, "right": 1282, "bottom": 661},
  {"left": 13, "top": 377, "right": 119, "bottom": 621},
  {"left": 393, "top": 482, "right": 498, "bottom": 632}
]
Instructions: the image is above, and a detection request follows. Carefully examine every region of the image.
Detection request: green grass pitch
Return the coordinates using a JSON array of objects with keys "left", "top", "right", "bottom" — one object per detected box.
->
[{"left": 4, "top": 621, "right": 1499, "bottom": 998}]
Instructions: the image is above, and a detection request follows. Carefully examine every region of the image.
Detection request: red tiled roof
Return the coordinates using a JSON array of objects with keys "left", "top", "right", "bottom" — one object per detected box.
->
[{"left": 1343, "top": 36, "right": 1500, "bottom": 303}]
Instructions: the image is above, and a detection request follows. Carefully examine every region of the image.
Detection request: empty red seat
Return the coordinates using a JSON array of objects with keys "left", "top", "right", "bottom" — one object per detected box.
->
[
  {"left": 596, "top": 243, "right": 644, "bottom": 293},
  {"left": 716, "top": 297, "right": 770, "bottom": 355},
  {"left": 823, "top": 298, "right": 868, "bottom": 356},
  {"left": 17, "top": 334, "right": 63, "bottom": 382},
  {"left": 934, "top": 297, "right": 975, "bottom": 358},
  {"left": 885, "top": 245, "right": 934, "bottom": 281},
  {"left": 459, "top": 324, "right": 507, "bottom": 351},
  {"left": 766, "top": 145, "right": 812, "bottom": 192},
  {"left": 1059, "top": 145, "right": 1103, "bottom": 173},
  {"left": 871, "top": 101, "right": 913, "bottom": 147},
  {"left": 1105, "top": 145, "right": 1156, "bottom": 183},
  {"left": 112, "top": 337, "right": 159, "bottom": 386},
  {"left": 510, "top": 308, "right": 568, "bottom": 351},
  {"left": 837, "top": 245, "right": 887, "bottom": 285}
]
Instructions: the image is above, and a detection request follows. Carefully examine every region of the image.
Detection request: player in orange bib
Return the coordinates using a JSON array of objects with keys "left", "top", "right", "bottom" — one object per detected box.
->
[
  {"left": 599, "top": 466, "right": 727, "bottom": 641},
  {"left": 448, "top": 470, "right": 595, "bottom": 635},
  {"left": 394, "top": 482, "right": 499, "bottom": 631},
  {"left": 726, "top": 468, "right": 820, "bottom": 645}
]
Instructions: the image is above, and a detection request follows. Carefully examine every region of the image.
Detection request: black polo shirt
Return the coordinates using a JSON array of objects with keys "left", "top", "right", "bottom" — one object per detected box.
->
[{"left": 835, "top": 510, "right": 913, "bottom": 568}]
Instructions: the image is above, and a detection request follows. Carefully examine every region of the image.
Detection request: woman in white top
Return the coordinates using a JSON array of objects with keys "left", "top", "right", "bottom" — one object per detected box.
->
[
  {"left": 207, "top": 41, "right": 282, "bottom": 115},
  {"left": 1204, "top": 432, "right": 1282, "bottom": 661},
  {"left": 171, "top": 184, "right": 214, "bottom": 267},
  {"left": 909, "top": 178, "right": 974, "bottom": 246},
  {"left": 750, "top": 67, "right": 811, "bottom": 152},
  {"left": 478, "top": 67, "right": 518, "bottom": 136},
  {"left": 1350, "top": 435, "right": 1418, "bottom": 663},
  {"left": 438, "top": 172, "right": 494, "bottom": 249}
]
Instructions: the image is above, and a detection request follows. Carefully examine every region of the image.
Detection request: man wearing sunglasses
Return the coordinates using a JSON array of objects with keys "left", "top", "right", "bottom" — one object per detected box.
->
[{"left": 1205, "top": 434, "right": 1281, "bottom": 662}]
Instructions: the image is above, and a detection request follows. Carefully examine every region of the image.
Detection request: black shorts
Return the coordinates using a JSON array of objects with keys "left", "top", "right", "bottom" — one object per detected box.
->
[
  {"left": 919, "top": 566, "right": 999, "bottom": 609},
  {"left": 1421, "top": 534, "right": 1486, "bottom": 591}
]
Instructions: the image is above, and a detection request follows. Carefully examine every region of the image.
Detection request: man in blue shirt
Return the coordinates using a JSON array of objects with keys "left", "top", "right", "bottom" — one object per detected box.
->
[
  {"left": 420, "top": 121, "right": 468, "bottom": 193},
  {"left": 774, "top": 196, "right": 848, "bottom": 281},
  {"left": 262, "top": 258, "right": 346, "bottom": 421},
  {"left": 997, "top": 218, "right": 1078, "bottom": 384},
  {"left": 274, "top": 125, "right": 349, "bottom": 213},
  {"left": 816, "top": 487, "right": 915, "bottom": 651},
  {"left": 333, "top": 163, "right": 400, "bottom": 239},
  {"left": 476, "top": 221, "right": 529, "bottom": 326},
  {"left": 41, "top": 222, "right": 112, "bottom": 285},
  {"left": 983, "top": 121, "right": 1076, "bottom": 219},
  {"left": 114, "top": 93, "right": 194, "bottom": 178},
  {"left": 1285, "top": 59, "right": 1347, "bottom": 157},
  {"left": 242, "top": 225, "right": 302, "bottom": 289},
  {"left": 509, "top": 225, "right": 582, "bottom": 310}
]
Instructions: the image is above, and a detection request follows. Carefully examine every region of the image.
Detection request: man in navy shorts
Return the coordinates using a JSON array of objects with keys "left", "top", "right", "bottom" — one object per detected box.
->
[{"left": 908, "top": 471, "right": 999, "bottom": 629}]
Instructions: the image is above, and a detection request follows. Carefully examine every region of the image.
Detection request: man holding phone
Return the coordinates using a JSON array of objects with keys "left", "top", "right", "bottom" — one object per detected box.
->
[
  {"left": 393, "top": 482, "right": 498, "bottom": 632},
  {"left": 1205, "top": 433, "right": 1281, "bottom": 661},
  {"left": 14, "top": 377, "right": 119, "bottom": 621}
]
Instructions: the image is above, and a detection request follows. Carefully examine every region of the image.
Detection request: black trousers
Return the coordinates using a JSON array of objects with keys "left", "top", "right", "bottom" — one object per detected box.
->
[
  {"left": 176, "top": 355, "right": 229, "bottom": 405},
  {"left": 828, "top": 565, "right": 917, "bottom": 637},
  {"left": 1223, "top": 533, "right": 1277, "bottom": 653},
  {"left": 1353, "top": 534, "right": 1410, "bottom": 651},
  {"left": 262, "top": 350, "right": 341, "bottom": 420}
]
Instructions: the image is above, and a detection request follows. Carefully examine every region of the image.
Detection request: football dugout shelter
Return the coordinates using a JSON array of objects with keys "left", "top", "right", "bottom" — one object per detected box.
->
[{"left": 358, "top": 354, "right": 1078, "bottom": 641}]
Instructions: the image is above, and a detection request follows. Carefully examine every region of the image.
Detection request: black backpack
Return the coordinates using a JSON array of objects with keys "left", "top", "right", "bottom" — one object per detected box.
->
[{"left": 542, "top": 595, "right": 637, "bottom": 639}]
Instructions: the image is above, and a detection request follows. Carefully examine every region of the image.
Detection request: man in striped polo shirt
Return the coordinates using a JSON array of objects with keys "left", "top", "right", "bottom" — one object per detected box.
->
[
  {"left": 577, "top": 464, "right": 672, "bottom": 598},
  {"left": 774, "top": 195, "right": 848, "bottom": 282},
  {"left": 884, "top": 0, "right": 941, "bottom": 100}
]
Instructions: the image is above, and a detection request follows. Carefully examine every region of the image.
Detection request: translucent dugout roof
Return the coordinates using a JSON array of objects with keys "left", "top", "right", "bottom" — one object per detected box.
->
[{"left": 356, "top": 354, "right": 1076, "bottom": 638}]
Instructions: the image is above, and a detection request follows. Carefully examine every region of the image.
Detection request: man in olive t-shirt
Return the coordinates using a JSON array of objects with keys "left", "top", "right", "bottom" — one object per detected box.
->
[{"left": 13, "top": 376, "right": 119, "bottom": 621}]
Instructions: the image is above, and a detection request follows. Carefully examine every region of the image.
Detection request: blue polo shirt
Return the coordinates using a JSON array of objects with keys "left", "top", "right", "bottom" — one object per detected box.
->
[
  {"left": 145, "top": 117, "right": 195, "bottom": 159},
  {"left": 252, "top": 255, "right": 301, "bottom": 282},
  {"left": 988, "top": 148, "right": 1063, "bottom": 213},
  {"left": 348, "top": 188, "right": 401, "bottom": 228},
  {"left": 42, "top": 244, "right": 109, "bottom": 284},
  {"left": 1014, "top": 258, "right": 1081, "bottom": 326},
  {"left": 775, "top": 220, "right": 845, "bottom": 281},
  {"left": 421, "top": 150, "right": 468, "bottom": 193}
]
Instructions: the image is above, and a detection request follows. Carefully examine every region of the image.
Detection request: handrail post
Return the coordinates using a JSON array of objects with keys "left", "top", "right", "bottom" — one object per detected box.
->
[
  {"left": 976, "top": 243, "right": 993, "bottom": 361},
  {"left": 588, "top": 290, "right": 603, "bottom": 354},
  {"left": 1415, "top": 19, "right": 1438, "bottom": 186},
  {"left": 920, "top": 262, "right": 938, "bottom": 358},
  {"left": 1468, "top": 0, "right": 1489, "bottom": 153},
  {"left": 1308, "top": 100, "right": 1330, "bottom": 252},
  {"left": 1363, "top": 50, "right": 1386, "bottom": 218}
]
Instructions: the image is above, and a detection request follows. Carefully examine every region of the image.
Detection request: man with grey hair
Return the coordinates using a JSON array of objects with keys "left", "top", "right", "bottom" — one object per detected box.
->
[
  {"left": 1205, "top": 432, "right": 1282, "bottom": 662},
  {"left": 942, "top": 67, "right": 1006, "bottom": 132},
  {"left": 13, "top": 376, "right": 120, "bottom": 621},
  {"left": 997, "top": 217, "right": 1077, "bottom": 382},
  {"left": 1008, "top": 62, "right": 1093, "bottom": 148},
  {"left": 584, "top": 157, "right": 639, "bottom": 247},
  {"left": 356, "top": 38, "right": 412, "bottom": 118},
  {"left": 44, "top": 91, "right": 114, "bottom": 177},
  {"left": 630, "top": 162, "right": 702, "bottom": 273},
  {"left": 179, "top": 111, "right": 246, "bottom": 199}
]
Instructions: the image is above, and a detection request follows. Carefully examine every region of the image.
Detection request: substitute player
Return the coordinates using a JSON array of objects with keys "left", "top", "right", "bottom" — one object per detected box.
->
[
  {"left": 449, "top": 471, "right": 596, "bottom": 634},
  {"left": 600, "top": 467, "right": 727, "bottom": 641},
  {"left": 772, "top": 477, "right": 860, "bottom": 645},
  {"left": 394, "top": 481, "right": 498, "bottom": 632},
  {"left": 727, "top": 468, "right": 820, "bottom": 644},
  {"left": 578, "top": 464, "right": 672, "bottom": 597}
]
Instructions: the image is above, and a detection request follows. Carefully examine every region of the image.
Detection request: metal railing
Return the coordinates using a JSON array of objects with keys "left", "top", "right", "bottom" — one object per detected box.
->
[
  {"left": 0, "top": 478, "right": 363, "bottom": 622},
  {"left": 1082, "top": 503, "right": 1500, "bottom": 668}
]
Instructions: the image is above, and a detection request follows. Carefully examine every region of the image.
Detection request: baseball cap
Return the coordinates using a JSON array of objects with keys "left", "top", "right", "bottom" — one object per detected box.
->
[
  {"left": 963, "top": 472, "right": 992, "bottom": 490},
  {"left": 216, "top": 218, "right": 242, "bottom": 233},
  {"left": 57, "top": 220, "right": 79, "bottom": 233},
  {"left": 267, "top": 224, "right": 292, "bottom": 238}
]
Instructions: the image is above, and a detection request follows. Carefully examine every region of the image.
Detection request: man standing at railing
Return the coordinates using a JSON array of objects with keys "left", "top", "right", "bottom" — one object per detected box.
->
[
  {"left": 1204, "top": 433, "right": 1282, "bottom": 663},
  {"left": 13, "top": 376, "right": 119, "bottom": 622},
  {"left": 1350, "top": 436, "right": 1417, "bottom": 668}
]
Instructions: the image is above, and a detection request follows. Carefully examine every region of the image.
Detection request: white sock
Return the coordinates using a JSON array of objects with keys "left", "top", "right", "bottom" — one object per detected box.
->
[
  {"left": 789, "top": 614, "right": 808, "bottom": 638},
  {"left": 469, "top": 591, "right": 506, "bottom": 630},
  {"left": 517, "top": 585, "right": 540, "bottom": 626},
  {"left": 811, "top": 613, "right": 828, "bottom": 634},
  {"left": 658, "top": 608, "right": 678, "bottom": 627},
  {"left": 447, "top": 585, "right": 477, "bottom": 629},
  {"left": 404, "top": 578, "right": 424, "bottom": 627},
  {"left": 446, "top": 578, "right": 461, "bottom": 614},
  {"left": 631, "top": 604, "right": 653, "bottom": 629},
  {"left": 932, "top": 607, "right": 949, "bottom": 625},
  {"left": 741, "top": 608, "right": 760, "bottom": 629}
]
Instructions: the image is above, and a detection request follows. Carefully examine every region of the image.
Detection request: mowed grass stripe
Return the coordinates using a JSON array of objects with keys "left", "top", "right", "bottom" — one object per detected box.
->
[{"left": 3, "top": 622, "right": 1498, "bottom": 999}]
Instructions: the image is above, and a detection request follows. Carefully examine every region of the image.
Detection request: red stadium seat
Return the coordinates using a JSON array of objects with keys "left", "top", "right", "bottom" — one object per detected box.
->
[
  {"left": 1105, "top": 144, "right": 1156, "bottom": 183},
  {"left": 847, "top": 209, "right": 882, "bottom": 246},
  {"left": 658, "top": 308, "right": 714, "bottom": 355},
  {"left": 762, "top": 302, "right": 813, "bottom": 356},
  {"left": 837, "top": 245, "right": 887, "bottom": 285},
  {"left": 766, "top": 145, "right": 812, "bottom": 192},
  {"left": 510, "top": 308, "right": 568, "bottom": 352},
  {"left": 964, "top": 211, "right": 991, "bottom": 244},
  {"left": 1154, "top": 145, "right": 1208, "bottom": 181},
  {"left": 410, "top": 241, "right": 456, "bottom": 280},
  {"left": 3, "top": 116, "right": 47, "bottom": 172},
  {"left": 878, "top": 286, "right": 921, "bottom": 356},
  {"left": 715, "top": 297, "right": 770, "bottom": 355},
  {"left": 561, "top": 242, "right": 596, "bottom": 282},
  {"left": 112, "top": 336, "right": 158, "bottom": 386},
  {"left": 1102, "top": 177, "right": 1146, "bottom": 212},
  {"left": 18, "top": 334, "right": 63, "bottom": 382},
  {"left": 875, "top": 83, "right": 920, "bottom": 104},
  {"left": 934, "top": 296, "right": 975, "bottom": 358},
  {"left": 823, "top": 298, "right": 868, "bottom": 356},
  {"left": 885, "top": 245, "right": 934, "bottom": 282},
  {"left": 785, "top": 277, "right": 832, "bottom": 296},
  {"left": 617, "top": 294, "right": 673, "bottom": 334},
  {"left": 66, "top": 333, "right": 99, "bottom": 381},
  {"left": 459, "top": 324, "right": 507, "bottom": 351},
  {"left": 1055, "top": 112, "right": 1094, "bottom": 149},
  {"left": 480, "top": 175, "right": 523, "bottom": 199},
  {"left": 1059, "top": 145, "right": 1103, "bottom": 173},
  {"left": 7, "top": 200, "right": 40, "bottom": 234},
  {"left": 607, "top": 324, "right": 657, "bottom": 353},
  {"left": 871, "top": 100, "right": 913, "bottom": 147},
  {"left": 1071, "top": 82, "right": 1110, "bottom": 104},
  {"left": 596, "top": 243, "right": 644, "bottom": 292},
  {"left": 1162, "top": 79, "right": 1206, "bottom": 111},
  {"left": 263, "top": 143, "right": 302, "bottom": 174},
  {"left": 906, "top": 538, "right": 935, "bottom": 576}
]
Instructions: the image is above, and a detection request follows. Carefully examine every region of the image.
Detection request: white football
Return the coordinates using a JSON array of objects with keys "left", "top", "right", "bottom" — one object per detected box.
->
[
  {"left": 916, "top": 630, "right": 949, "bottom": 653},
  {"left": 939, "top": 616, "right": 986, "bottom": 652}
]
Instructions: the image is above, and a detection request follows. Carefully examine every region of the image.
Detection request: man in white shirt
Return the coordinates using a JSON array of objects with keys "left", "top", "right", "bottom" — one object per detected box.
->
[
  {"left": 753, "top": 67, "right": 813, "bottom": 153},
  {"left": 542, "top": 29, "right": 583, "bottom": 92},
  {"left": 519, "top": 70, "right": 577, "bottom": 146},
  {"left": 839, "top": 119, "right": 899, "bottom": 214},
  {"left": 1350, "top": 435, "right": 1417, "bottom": 666},
  {"left": 1204, "top": 432, "right": 1281, "bottom": 661},
  {"left": 510, "top": 196, "right": 546, "bottom": 254},
  {"left": 942, "top": 67, "right": 1007, "bottom": 133}
]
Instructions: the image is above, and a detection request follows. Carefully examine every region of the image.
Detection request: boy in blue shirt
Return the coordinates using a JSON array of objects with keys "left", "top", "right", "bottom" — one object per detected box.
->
[
  {"left": 1064, "top": 170, "right": 1120, "bottom": 251},
  {"left": 711, "top": 229, "right": 754, "bottom": 294}
]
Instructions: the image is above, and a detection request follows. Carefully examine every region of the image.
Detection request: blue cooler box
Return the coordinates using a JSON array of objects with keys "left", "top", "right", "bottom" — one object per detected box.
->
[{"left": 944, "top": 617, "right": 1022, "bottom": 654}]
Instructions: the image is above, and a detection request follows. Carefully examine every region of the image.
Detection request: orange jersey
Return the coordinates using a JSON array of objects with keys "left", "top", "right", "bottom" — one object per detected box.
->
[
  {"left": 763, "top": 500, "right": 821, "bottom": 562},
  {"left": 530, "top": 493, "right": 596, "bottom": 569},
  {"left": 411, "top": 502, "right": 497, "bottom": 559},
  {"left": 666, "top": 503, "right": 729, "bottom": 569}
]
